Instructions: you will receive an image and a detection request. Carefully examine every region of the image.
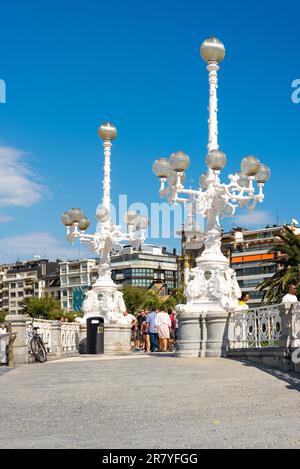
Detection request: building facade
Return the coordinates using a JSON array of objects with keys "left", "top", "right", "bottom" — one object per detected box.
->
[
  {"left": 111, "top": 244, "right": 178, "bottom": 292},
  {"left": 222, "top": 225, "right": 300, "bottom": 307},
  {"left": 2, "top": 259, "right": 60, "bottom": 315},
  {"left": 59, "top": 259, "right": 98, "bottom": 311}
]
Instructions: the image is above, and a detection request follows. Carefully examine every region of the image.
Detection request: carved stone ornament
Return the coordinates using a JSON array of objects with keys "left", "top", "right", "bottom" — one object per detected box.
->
[
  {"left": 82, "top": 287, "right": 126, "bottom": 324},
  {"left": 184, "top": 264, "right": 241, "bottom": 312}
]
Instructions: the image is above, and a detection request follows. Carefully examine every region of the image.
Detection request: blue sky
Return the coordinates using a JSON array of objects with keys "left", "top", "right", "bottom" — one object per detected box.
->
[{"left": 0, "top": 0, "right": 299, "bottom": 261}]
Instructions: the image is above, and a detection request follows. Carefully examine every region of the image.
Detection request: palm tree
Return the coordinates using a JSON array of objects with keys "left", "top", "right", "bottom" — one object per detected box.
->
[{"left": 258, "top": 225, "right": 300, "bottom": 304}]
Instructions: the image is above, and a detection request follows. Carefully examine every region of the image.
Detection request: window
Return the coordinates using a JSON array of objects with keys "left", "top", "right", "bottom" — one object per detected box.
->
[
  {"left": 10, "top": 292, "right": 16, "bottom": 298},
  {"left": 62, "top": 290, "right": 68, "bottom": 297},
  {"left": 17, "top": 282, "right": 23, "bottom": 288},
  {"left": 62, "top": 301, "right": 68, "bottom": 308},
  {"left": 18, "top": 292, "right": 24, "bottom": 297},
  {"left": 10, "top": 283, "right": 16, "bottom": 289}
]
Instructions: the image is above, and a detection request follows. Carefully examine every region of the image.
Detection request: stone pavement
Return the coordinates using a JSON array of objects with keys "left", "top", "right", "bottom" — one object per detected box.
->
[{"left": 0, "top": 354, "right": 300, "bottom": 449}]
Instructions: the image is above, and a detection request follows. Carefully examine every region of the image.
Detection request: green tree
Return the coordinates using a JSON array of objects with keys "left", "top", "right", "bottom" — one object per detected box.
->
[
  {"left": 169, "top": 287, "right": 186, "bottom": 305},
  {"left": 0, "top": 310, "right": 6, "bottom": 323},
  {"left": 143, "top": 290, "right": 162, "bottom": 310},
  {"left": 258, "top": 226, "right": 300, "bottom": 304},
  {"left": 122, "top": 286, "right": 148, "bottom": 314},
  {"left": 162, "top": 296, "right": 177, "bottom": 311},
  {"left": 19, "top": 297, "right": 64, "bottom": 320}
]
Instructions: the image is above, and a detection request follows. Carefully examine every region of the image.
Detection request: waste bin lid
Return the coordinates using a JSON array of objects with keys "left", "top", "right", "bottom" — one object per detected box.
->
[{"left": 87, "top": 316, "right": 104, "bottom": 324}]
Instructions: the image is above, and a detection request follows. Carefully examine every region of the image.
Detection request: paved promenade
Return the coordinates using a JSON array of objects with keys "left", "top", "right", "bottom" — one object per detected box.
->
[{"left": 0, "top": 355, "right": 300, "bottom": 449}]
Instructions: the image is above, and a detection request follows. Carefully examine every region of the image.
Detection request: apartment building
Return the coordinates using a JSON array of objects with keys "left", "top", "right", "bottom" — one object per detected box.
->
[
  {"left": 2, "top": 259, "right": 60, "bottom": 315},
  {"left": 111, "top": 244, "right": 178, "bottom": 291},
  {"left": 59, "top": 259, "right": 98, "bottom": 311},
  {"left": 222, "top": 225, "right": 300, "bottom": 307}
]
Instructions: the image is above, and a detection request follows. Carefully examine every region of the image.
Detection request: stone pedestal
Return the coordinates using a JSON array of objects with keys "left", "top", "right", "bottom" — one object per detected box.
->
[
  {"left": 50, "top": 321, "right": 63, "bottom": 359},
  {"left": 175, "top": 307, "right": 230, "bottom": 358},
  {"left": 79, "top": 322, "right": 131, "bottom": 355},
  {"left": 204, "top": 312, "right": 229, "bottom": 357},
  {"left": 104, "top": 324, "right": 131, "bottom": 354},
  {"left": 5, "top": 315, "right": 29, "bottom": 365}
]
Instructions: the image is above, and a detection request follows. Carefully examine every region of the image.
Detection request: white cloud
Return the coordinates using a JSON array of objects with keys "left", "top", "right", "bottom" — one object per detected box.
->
[
  {"left": 0, "top": 232, "right": 91, "bottom": 263},
  {"left": 0, "top": 213, "right": 14, "bottom": 223},
  {"left": 232, "top": 210, "right": 276, "bottom": 227},
  {"left": 0, "top": 146, "right": 47, "bottom": 208}
]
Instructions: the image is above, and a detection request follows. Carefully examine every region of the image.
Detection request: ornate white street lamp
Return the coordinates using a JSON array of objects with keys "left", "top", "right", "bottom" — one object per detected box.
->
[
  {"left": 153, "top": 37, "right": 271, "bottom": 357},
  {"left": 61, "top": 122, "right": 148, "bottom": 324}
]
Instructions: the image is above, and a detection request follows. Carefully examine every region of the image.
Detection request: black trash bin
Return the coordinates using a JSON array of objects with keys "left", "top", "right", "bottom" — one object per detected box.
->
[{"left": 86, "top": 317, "right": 104, "bottom": 354}]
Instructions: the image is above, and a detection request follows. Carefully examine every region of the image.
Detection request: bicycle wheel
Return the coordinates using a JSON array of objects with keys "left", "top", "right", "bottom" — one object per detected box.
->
[{"left": 30, "top": 337, "right": 47, "bottom": 363}]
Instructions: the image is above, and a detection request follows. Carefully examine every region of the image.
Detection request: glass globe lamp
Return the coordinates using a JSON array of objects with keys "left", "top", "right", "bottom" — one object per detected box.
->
[
  {"left": 240, "top": 156, "right": 260, "bottom": 176},
  {"left": 255, "top": 164, "right": 271, "bottom": 183},
  {"left": 206, "top": 149, "right": 227, "bottom": 170},
  {"left": 237, "top": 172, "right": 250, "bottom": 188},
  {"left": 61, "top": 211, "right": 73, "bottom": 226},
  {"left": 167, "top": 169, "right": 178, "bottom": 187},
  {"left": 124, "top": 211, "right": 139, "bottom": 226},
  {"left": 169, "top": 151, "right": 190, "bottom": 172},
  {"left": 69, "top": 208, "right": 84, "bottom": 223},
  {"left": 96, "top": 207, "right": 109, "bottom": 223},
  {"left": 152, "top": 158, "right": 172, "bottom": 178},
  {"left": 98, "top": 122, "right": 117, "bottom": 141},
  {"left": 200, "top": 37, "right": 226, "bottom": 64},
  {"left": 138, "top": 216, "right": 149, "bottom": 230},
  {"left": 78, "top": 217, "right": 90, "bottom": 231}
]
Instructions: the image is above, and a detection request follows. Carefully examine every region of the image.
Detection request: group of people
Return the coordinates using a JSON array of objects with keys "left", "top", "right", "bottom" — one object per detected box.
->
[
  {"left": 238, "top": 283, "right": 299, "bottom": 310},
  {"left": 124, "top": 308, "right": 179, "bottom": 353}
]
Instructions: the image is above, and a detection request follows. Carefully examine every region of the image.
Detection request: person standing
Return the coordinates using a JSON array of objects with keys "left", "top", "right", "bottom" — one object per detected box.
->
[
  {"left": 157, "top": 308, "right": 171, "bottom": 352},
  {"left": 141, "top": 313, "right": 150, "bottom": 352},
  {"left": 146, "top": 308, "right": 158, "bottom": 352},
  {"left": 122, "top": 310, "right": 137, "bottom": 349},
  {"left": 238, "top": 292, "right": 250, "bottom": 309},
  {"left": 282, "top": 283, "right": 298, "bottom": 304}
]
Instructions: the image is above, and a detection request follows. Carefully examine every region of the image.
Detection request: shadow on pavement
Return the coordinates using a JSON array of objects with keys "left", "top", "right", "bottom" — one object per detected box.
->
[{"left": 229, "top": 358, "right": 300, "bottom": 393}]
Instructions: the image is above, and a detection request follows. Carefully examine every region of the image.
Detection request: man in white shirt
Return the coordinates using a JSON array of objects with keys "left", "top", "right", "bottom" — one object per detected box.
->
[{"left": 282, "top": 284, "right": 298, "bottom": 304}]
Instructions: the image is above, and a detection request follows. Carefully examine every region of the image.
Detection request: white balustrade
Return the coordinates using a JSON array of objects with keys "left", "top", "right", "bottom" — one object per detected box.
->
[
  {"left": 26, "top": 319, "right": 80, "bottom": 355},
  {"left": 26, "top": 319, "right": 53, "bottom": 353},
  {"left": 61, "top": 323, "right": 80, "bottom": 353},
  {"left": 229, "top": 304, "right": 283, "bottom": 349}
]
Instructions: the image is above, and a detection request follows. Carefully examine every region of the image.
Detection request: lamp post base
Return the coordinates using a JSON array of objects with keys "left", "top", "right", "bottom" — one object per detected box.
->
[
  {"left": 79, "top": 323, "right": 131, "bottom": 355},
  {"left": 175, "top": 305, "right": 230, "bottom": 358}
]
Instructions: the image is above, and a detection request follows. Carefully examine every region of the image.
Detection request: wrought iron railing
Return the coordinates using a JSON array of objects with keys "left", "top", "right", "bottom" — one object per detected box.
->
[{"left": 229, "top": 302, "right": 300, "bottom": 350}]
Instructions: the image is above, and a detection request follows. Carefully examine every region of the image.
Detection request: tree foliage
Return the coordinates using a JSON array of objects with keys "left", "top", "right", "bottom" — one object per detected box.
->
[
  {"left": 19, "top": 297, "right": 65, "bottom": 320},
  {"left": 122, "top": 286, "right": 186, "bottom": 314},
  {"left": 257, "top": 226, "right": 300, "bottom": 304}
]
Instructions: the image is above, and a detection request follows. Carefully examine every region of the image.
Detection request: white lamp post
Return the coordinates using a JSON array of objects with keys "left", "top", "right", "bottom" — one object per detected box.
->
[
  {"left": 153, "top": 37, "right": 271, "bottom": 357},
  {"left": 61, "top": 122, "right": 148, "bottom": 325}
]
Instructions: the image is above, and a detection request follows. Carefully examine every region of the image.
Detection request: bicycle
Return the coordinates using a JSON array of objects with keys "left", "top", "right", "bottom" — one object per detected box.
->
[{"left": 28, "top": 321, "right": 47, "bottom": 363}]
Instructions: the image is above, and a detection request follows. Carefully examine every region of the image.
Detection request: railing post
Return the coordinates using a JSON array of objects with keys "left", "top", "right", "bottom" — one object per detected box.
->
[
  {"left": 50, "top": 321, "right": 63, "bottom": 359},
  {"left": 291, "top": 303, "right": 300, "bottom": 349},
  {"left": 278, "top": 304, "right": 292, "bottom": 351},
  {"left": 5, "top": 314, "right": 29, "bottom": 364}
]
